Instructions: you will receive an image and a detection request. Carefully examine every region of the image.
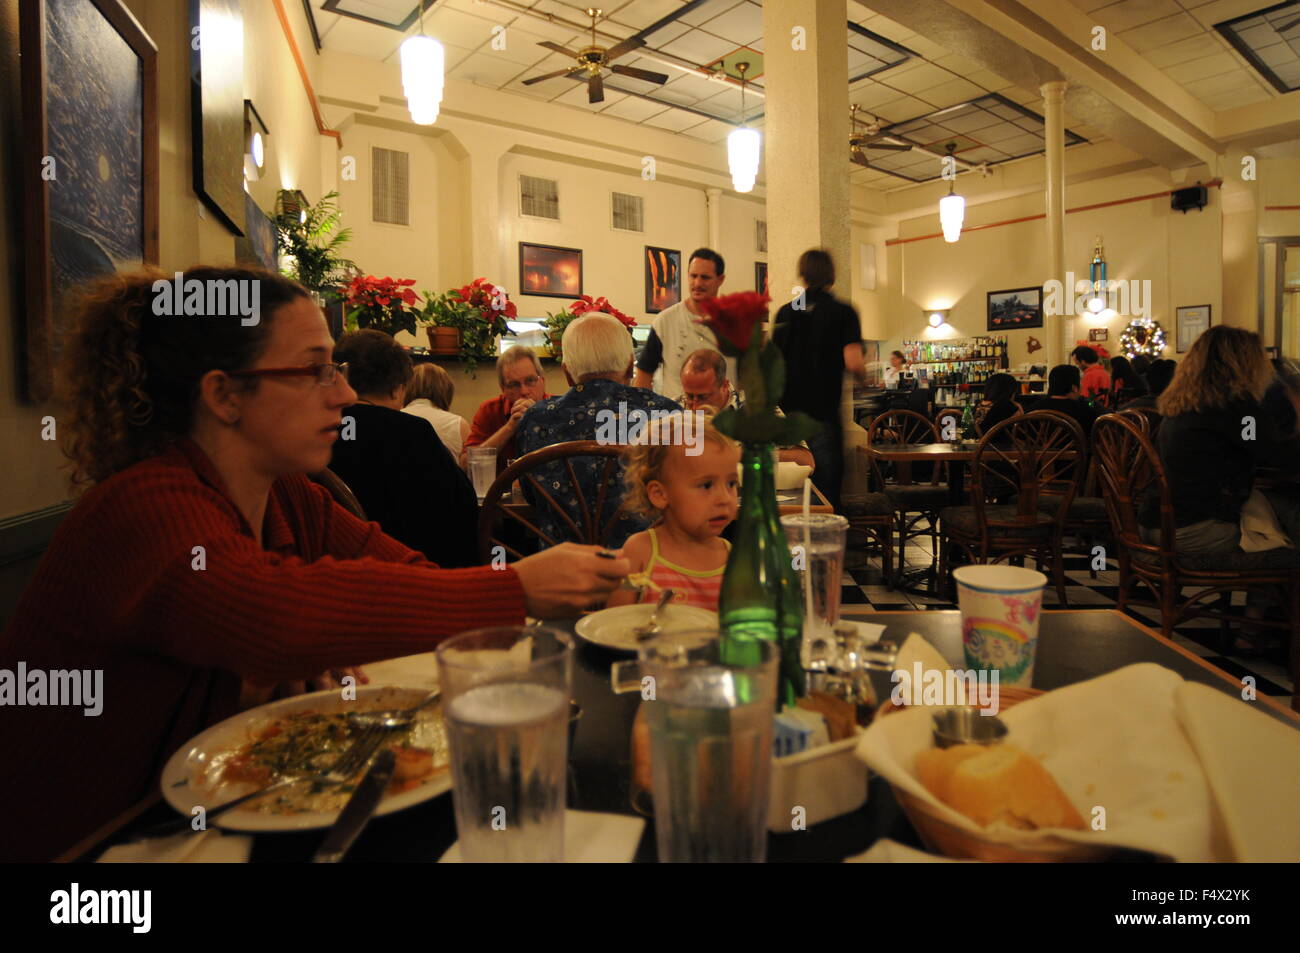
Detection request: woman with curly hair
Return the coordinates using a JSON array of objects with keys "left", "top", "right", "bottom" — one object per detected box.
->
[
  {"left": 0, "top": 266, "right": 628, "bottom": 861},
  {"left": 1139, "top": 326, "right": 1300, "bottom": 557}
]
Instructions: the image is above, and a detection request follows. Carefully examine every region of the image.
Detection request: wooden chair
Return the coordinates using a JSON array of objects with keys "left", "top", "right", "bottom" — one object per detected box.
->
[
  {"left": 974, "top": 402, "right": 1024, "bottom": 437},
  {"left": 1091, "top": 413, "right": 1299, "bottom": 710},
  {"left": 938, "top": 411, "right": 1086, "bottom": 604},
  {"left": 865, "top": 409, "right": 950, "bottom": 585},
  {"left": 477, "top": 440, "right": 634, "bottom": 562},
  {"left": 934, "top": 407, "right": 962, "bottom": 441},
  {"left": 842, "top": 495, "right": 896, "bottom": 587},
  {"left": 308, "top": 468, "right": 366, "bottom": 521}
]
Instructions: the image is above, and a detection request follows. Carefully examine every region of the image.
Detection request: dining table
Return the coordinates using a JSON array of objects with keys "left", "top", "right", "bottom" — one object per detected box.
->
[{"left": 62, "top": 608, "right": 1298, "bottom": 864}]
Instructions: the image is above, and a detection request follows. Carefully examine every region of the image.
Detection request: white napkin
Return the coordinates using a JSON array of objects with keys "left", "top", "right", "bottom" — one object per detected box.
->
[
  {"left": 890, "top": 633, "right": 979, "bottom": 706},
  {"left": 97, "top": 829, "right": 252, "bottom": 863},
  {"left": 438, "top": 810, "right": 645, "bottom": 863},
  {"left": 857, "top": 662, "right": 1299, "bottom": 862},
  {"left": 844, "top": 838, "right": 971, "bottom": 863},
  {"left": 360, "top": 651, "right": 441, "bottom": 691},
  {"left": 836, "top": 620, "right": 886, "bottom": 645}
]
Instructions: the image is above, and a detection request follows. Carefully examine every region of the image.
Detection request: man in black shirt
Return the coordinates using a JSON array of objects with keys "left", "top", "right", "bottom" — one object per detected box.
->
[
  {"left": 771, "top": 249, "right": 865, "bottom": 511},
  {"left": 1030, "top": 364, "right": 1100, "bottom": 439}
]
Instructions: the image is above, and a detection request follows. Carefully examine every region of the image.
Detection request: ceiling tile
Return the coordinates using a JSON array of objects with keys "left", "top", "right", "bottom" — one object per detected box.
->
[
  {"left": 426, "top": 5, "right": 501, "bottom": 49},
  {"left": 697, "top": 1, "right": 762, "bottom": 45},
  {"left": 611, "top": 0, "right": 689, "bottom": 31},
  {"left": 1181, "top": 69, "right": 1259, "bottom": 98},
  {"left": 452, "top": 51, "right": 530, "bottom": 86},
  {"left": 659, "top": 29, "right": 738, "bottom": 63},
  {"left": 880, "top": 62, "right": 956, "bottom": 94},
  {"left": 851, "top": 82, "right": 909, "bottom": 109},
  {"left": 915, "top": 77, "right": 986, "bottom": 108},
  {"left": 964, "top": 68, "right": 1014, "bottom": 91},
  {"left": 599, "top": 95, "right": 669, "bottom": 121},
  {"left": 492, "top": 28, "right": 569, "bottom": 65},
  {"left": 1092, "top": 0, "right": 1183, "bottom": 33},
  {"left": 1143, "top": 31, "right": 1227, "bottom": 68},
  {"left": 859, "top": 15, "right": 911, "bottom": 44},
  {"left": 1162, "top": 51, "right": 1242, "bottom": 83},
  {"left": 872, "top": 95, "right": 932, "bottom": 122},
  {"left": 1118, "top": 12, "right": 1205, "bottom": 53},
  {"left": 677, "top": 0, "right": 742, "bottom": 27},
  {"left": 901, "top": 35, "right": 948, "bottom": 59},
  {"left": 642, "top": 108, "right": 709, "bottom": 131}
]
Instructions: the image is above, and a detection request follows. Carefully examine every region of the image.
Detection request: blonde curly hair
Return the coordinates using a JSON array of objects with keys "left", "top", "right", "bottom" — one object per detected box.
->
[
  {"left": 621, "top": 408, "right": 738, "bottom": 520},
  {"left": 1157, "top": 325, "right": 1273, "bottom": 417}
]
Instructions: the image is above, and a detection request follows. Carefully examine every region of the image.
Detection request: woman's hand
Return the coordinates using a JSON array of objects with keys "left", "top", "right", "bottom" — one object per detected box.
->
[{"left": 513, "top": 543, "right": 630, "bottom": 618}]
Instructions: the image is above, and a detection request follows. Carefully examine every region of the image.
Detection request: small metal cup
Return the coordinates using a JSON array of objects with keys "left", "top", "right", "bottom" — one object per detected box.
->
[{"left": 931, "top": 707, "right": 1008, "bottom": 749}]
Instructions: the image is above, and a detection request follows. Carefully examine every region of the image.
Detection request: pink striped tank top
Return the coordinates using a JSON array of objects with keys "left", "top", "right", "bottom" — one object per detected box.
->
[{"left": 635, "top": 528, "right": 730, "bottom": 612}]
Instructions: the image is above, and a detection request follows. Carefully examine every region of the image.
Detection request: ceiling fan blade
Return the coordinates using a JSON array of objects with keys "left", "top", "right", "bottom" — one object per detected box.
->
[
  {"left": 609, "top": 63, "right": 670, "bottom": 85},
  {"left": 588, "top": 72, "right": 604, "bottom": 103},
  {"left": 1276, "top": 16, "right": 1300, "bottom": 32},
  {"left": 850, "top": 149, "right": 870, "bottom": 168},
  {"left": 604, "top": 36, "right": 646, "bottom": 61},
  {"left": 522, "top": 67, "right": 583, "bottom": 85},
  {"left": 538, "top": 41, "right": 581, "bottom": 59},
  {"left": 865, "top": 141, "right": 912, "bottom": 152}
]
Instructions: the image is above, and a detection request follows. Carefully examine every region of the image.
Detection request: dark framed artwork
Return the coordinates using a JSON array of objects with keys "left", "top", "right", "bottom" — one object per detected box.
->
[
  {"left": 987, "top": 286, "right": 1043, "bottom": 330},
  {"left": 20, "top": 0, "right": 159, "bottom": 401},
  {"left": 645, "top": 245, "right": 680, "bottom": 314},
  {"left": 235, "top": 192, "right": 277, "bottom": 271},
  {"left": 519, "top": 242, "right": 582, "bottom": 298},
  {"left": 190, "top": 0, "right": 245, "bottom": 235},
  {"left": 754, "top": 261, "right": 768, "bottom": 295},
  {"left": 1175, "top": 304, "right": 1211, "bottom": 353}
]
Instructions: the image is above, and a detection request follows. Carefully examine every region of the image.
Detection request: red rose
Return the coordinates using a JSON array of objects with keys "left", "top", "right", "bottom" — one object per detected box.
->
[{"left": 699, "top": 292, "right": 771, "bottom": 354}]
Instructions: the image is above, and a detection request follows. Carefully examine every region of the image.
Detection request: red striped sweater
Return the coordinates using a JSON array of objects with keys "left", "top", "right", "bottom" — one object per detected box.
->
[{"left": 0, "top": 439, "right": 525, "bottom": 861}]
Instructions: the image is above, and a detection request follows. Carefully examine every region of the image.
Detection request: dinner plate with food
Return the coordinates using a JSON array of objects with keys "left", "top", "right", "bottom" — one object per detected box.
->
[{"left": 160, "top": 686, "right": 451, "bottom": 832}]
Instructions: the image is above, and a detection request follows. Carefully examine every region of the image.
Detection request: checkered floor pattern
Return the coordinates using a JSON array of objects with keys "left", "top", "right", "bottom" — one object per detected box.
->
[{"left": 843, "top": 528, "right": 1296, "bottom": 707}]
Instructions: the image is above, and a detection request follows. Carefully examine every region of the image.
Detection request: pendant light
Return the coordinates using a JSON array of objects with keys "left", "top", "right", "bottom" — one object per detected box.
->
[
  {"left": 727, "top": 62, "right": 760, "bottom": 193},
  {"left": 400, "top": 2, "right": 444, "bottom": 125},
  {"left": 938, "top": 142, "right": 965, "bottom": 243}
]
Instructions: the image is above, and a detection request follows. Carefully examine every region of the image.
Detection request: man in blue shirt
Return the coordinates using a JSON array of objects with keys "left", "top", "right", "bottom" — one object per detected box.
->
[{"left": 518, "top": 313, "right": 681, "bottom": 547}]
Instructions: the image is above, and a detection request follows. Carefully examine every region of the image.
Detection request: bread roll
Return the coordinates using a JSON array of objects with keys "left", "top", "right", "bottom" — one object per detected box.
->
[{"left": 915, "top": 743, "right": 1085, "bottom": 831}]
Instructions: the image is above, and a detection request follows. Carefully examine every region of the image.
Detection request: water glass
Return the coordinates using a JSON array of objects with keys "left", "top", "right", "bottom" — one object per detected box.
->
[
  {"left": 437, "top": 626, "right": 573, "bottom": 862},
  {"left": 467, "top": 447, "right": 498, "bottom": 502},
  {"left": 613, "top": 630, "right": 777, "bottom": 863},
  {"left": 780, "top": 514, "right": 849, "bottom": 662},
  {"left": 952, "top": 565, "right": 1046, "bottom": 688}
]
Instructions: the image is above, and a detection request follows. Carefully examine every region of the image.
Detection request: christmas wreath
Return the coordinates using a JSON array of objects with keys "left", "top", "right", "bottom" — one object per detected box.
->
[{"left": 1118, "top": 318, "right": 1166, "bottom": 359}]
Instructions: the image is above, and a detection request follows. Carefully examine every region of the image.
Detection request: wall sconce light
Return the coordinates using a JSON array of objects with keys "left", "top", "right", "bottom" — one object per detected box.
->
[
  {"left": 927, "top": 309, "right": 950, "bottom": 327},
  {"left": 244, "top": 100, "right": 269, "bottom": 182}
]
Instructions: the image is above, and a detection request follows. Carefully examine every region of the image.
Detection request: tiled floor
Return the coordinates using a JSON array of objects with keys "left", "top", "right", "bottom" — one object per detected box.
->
[{"left": 843, "top": 529, "right": 1296, "bottom": 708}]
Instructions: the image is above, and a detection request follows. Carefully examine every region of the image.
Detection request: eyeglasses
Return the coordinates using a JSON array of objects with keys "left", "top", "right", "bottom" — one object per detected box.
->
[
  {"left": 502, "top": 375, "right": 541, "bottom": 392},
  {"left": 226, "top": 362, "right": 350, "bottom": 386}
]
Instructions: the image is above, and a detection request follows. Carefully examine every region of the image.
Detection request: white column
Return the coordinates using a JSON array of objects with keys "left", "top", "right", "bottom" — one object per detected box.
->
[
  {"left": 706, "top": 186, "right": 723, "bottom": 249},
  {"left": 1041, "top": 80, "right": 1067, "bottom": 366}
]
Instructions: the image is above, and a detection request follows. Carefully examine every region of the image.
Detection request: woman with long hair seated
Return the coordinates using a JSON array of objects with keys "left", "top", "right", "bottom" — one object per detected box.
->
[
  {"left": 0, "top": 267, "right": 628, "bottom": 861},
  {"left": 1139, "top": 326, "right": 1300, "bottom": 558}
]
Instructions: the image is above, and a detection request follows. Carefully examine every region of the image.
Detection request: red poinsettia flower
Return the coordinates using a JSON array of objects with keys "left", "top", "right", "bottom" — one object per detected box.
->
[
  {"left": 699, "top": 291, "right": 770, "bottom": 355},
  {"left": 567, "top": 294, "right": 634, "bottom": 327}
]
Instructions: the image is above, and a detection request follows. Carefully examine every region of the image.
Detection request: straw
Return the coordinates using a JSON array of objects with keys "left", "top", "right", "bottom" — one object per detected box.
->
[{"left": 801, "top": 478, "right": 813, "bottom": 629}]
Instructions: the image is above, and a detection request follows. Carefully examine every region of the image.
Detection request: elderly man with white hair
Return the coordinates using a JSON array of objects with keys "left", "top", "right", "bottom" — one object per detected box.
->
[{"left": 517, "top": 313, "right": 681, "bottom": 547}]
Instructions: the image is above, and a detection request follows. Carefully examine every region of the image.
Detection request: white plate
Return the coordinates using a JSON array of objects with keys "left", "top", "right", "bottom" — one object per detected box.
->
[
  {"left": 574, "top": 604, "right": 717, "bottom": 652},
  {"left": 160, "top": 686, "right": 451, "bottom": 833}
]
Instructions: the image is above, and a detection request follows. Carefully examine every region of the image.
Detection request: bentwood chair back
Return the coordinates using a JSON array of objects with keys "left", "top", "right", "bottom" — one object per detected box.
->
[
  {"left": 1092, "top": 413, "right": 1298, "bottom": 706},
  {"left": 309, "top": 468, "right": 367, "bottom": 521},
  {"left": 477, "top": 440, "right": 633, "bottom": 562},
  {"left": 934, "top": 408, "right": 962, "bottom": 441},
  {"left": 866, "top": 409, "right": 945, "bottom": 490}
]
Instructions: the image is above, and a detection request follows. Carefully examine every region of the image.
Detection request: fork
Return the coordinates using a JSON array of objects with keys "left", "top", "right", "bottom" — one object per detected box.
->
[{"left": 136, "top": 723, "right": 391, "bottom": 840}]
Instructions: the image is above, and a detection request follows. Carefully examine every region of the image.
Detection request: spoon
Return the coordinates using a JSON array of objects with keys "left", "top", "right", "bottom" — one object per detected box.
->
[{"left": 634, "top": 588, "right": 675, "bottom": 642}]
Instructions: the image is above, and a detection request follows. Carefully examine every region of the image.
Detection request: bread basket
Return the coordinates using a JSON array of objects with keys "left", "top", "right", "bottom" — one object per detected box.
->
[{"left": 877, "top": 687, "right": 1116, "bottom": 862}]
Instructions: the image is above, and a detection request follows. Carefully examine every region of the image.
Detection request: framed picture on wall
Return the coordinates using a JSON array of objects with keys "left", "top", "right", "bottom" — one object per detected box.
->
[
  {"left": 754, "top": 261, "right": 768, "bottom": 295},
  {"left": 1175, "top": 304, "right": 1211, "bottom": 353},
  {"left": 190, "top": 0, "right": 245, "bottom": 235},
  {"left": 235, "top": 192, "right": 277, "bottom": 272},
  {"left": 987, "top": 286, "right": 1043, "bottom": 330},
  {"left": 20, "top": 0, "right": 159, "bottom": 402},
  {"left": 520, "top": 242, "right": 582, "bottom": 298},
  {"left": 645, "top": 246, "right": 680, "bottom": 314}
]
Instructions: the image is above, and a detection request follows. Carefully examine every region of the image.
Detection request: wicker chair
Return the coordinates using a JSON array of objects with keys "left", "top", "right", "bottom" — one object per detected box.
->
[
  {"left": 308, "top": 468, "right": 367, "bottom": 521},
  {"left": 865, "top": 409, "right": 950, "bottom": 586},
  {"left": 1091, "top": 413, "right": 1299, "bottom": 710},
  {"left": 477, "top": 440, "right": 634, "bottom": 562},
  {"left": 934, "top": 407, "right": 963, "bottom": 442},
  {"left": 938, "top": 411, "right": 1086, "bottom": 604}
]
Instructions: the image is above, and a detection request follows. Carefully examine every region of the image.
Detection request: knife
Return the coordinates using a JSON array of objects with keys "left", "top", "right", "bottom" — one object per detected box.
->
[{"left": 312, "top": 748, "right": 397, "bottom": 863}]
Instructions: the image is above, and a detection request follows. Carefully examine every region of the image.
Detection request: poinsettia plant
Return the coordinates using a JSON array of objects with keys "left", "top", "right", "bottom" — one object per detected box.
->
[
  {"left": 698, "top": 292, "right": 820, "bottom": 446},
  {"left": 420, "top": 277, "right": 516, "bottom": 375},
  {"left": 543, "top": 294, "right": 636, "bottom": 364},
  {"left": 344, "top": 275, "right": 421, "bottom": 336}
]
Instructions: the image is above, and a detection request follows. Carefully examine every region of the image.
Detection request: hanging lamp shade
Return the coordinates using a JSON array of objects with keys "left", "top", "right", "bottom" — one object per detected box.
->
[
  {"left": 939, "top": 190, "right": 965, "bottom": 243},
  {"left": 400, "top": 33, "right": 444, "bottom": 126},
  {"left": 728, "top": 127, "right": 760, "bottom": 193}
]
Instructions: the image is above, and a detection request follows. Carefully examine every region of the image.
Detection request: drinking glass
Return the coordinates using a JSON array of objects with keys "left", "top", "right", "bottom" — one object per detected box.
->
[
  {"left": 612, "top": 630, "right": 777, "bottom": 863},
  {"left": 437, "top": 626, "right": 573, "bottom": 862},
  {"left": 952, "top": 565, "right": 1045, "bottom": 688},
  {"left": 780, "top": 514, "right": 849, "bottom": 664},
  {"left": 467, "top": 447, "right": 498, "bottom": 502}
]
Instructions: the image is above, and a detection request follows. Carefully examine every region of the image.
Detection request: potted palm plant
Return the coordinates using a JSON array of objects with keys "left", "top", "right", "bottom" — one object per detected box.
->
[{"left": 274, "top": 190, "right": 358, "bottom": 308}]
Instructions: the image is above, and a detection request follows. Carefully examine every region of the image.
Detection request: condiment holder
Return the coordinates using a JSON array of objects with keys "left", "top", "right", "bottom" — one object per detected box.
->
[{"left": 931, "top": 708, "right": 1009, "bottom": 749}]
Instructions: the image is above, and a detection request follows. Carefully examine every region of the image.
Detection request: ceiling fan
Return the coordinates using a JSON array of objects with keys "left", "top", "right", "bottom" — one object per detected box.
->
[
  {"left": 849, "top": 105, "right": 911, "bottom": 168},
  {"left": 521, "top": 7, "right": 670, "bottom": 104}
]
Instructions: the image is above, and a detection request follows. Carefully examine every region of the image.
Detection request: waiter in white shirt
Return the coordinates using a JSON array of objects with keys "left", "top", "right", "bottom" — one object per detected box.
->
[
  {"left": 883, "top": 350, "right": 908, "bottom": 388},
  {"left": 633, "top": 248, "right": 737, "bottom": 393}
]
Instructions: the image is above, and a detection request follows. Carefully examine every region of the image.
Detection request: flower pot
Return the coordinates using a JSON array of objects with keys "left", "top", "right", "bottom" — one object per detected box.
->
[{"left": 427, "top": 325, "right": 461, "bottom": 355}]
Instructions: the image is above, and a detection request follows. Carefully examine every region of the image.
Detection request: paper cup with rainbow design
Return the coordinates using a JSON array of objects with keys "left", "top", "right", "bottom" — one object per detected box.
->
[{"left": 952, "top": 565, "right": 1046, "bottom": 688}]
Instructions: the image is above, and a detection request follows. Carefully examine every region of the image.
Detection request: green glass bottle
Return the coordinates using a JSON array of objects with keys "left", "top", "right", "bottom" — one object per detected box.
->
[
  {"left": 960, "top": 402, "right": 976, "bottom": 440},
  {"left": 718, "top": 442, "right": 805, "bottom": 709}
]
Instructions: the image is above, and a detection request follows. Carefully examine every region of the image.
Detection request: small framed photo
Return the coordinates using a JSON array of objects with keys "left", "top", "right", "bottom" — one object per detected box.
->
[
  {"left": 1176, "top": 304, "right": 1211, "bottom": 353},
  {"left": 754, "top": 261, "right": 768, "bottom": 295},
  {"left": 1088, "top": 328, "right": 1108, "bottom": 342},
  {"left": 987, "top": 286, "right": 1043, "bottom": 330},
  {"left": 644, "top": 245, "right": 680, "bottom": 313},
  {"left": 519, "top": 242, "right": 582, "bottom": 298}
]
